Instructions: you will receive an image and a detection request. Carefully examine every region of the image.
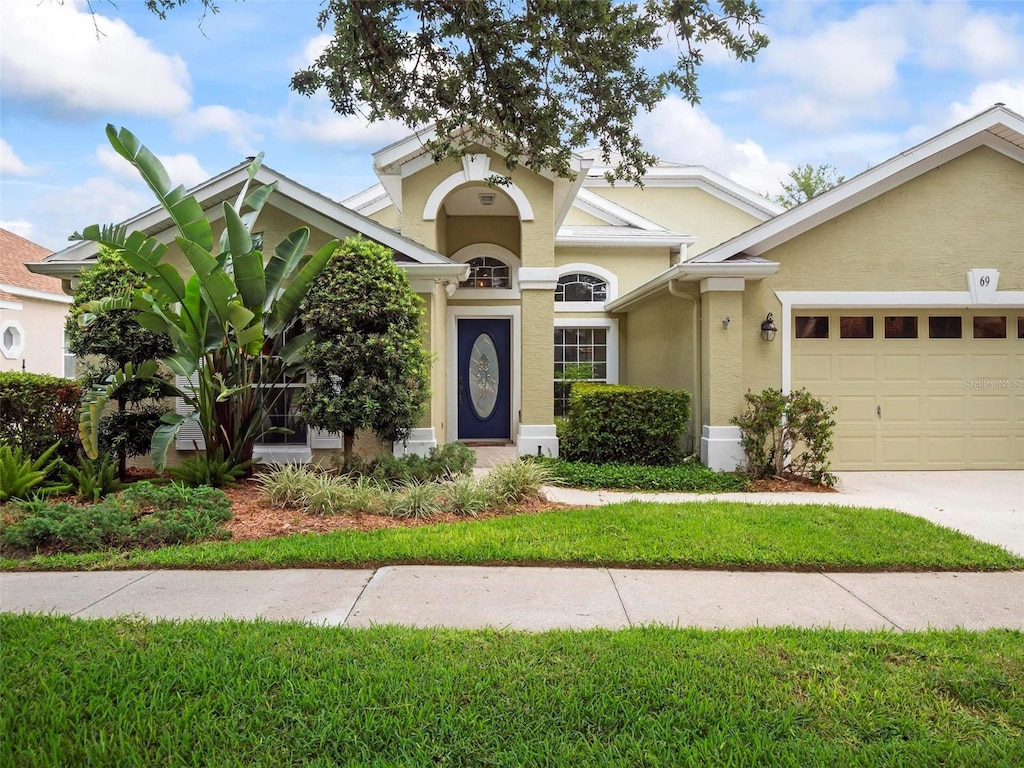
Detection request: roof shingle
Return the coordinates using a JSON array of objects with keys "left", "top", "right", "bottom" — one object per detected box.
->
[{"left": 0, "top": 228, "right": 61, "bottom": 295}]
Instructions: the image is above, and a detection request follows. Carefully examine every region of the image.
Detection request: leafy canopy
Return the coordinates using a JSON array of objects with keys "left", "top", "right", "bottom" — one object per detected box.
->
[
  {"left": 128, "top": 0, "right": 769, "bottom": 185},
  {"left": 770, "top": 163, "right": 846, "bottom": 209},
  {"left": 300, "top": 237, "right": 431, "bottom": 466}
]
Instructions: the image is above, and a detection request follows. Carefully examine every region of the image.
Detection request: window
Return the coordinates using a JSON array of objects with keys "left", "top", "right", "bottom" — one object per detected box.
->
[
  {"left": 1019, "top": 316, "right": 1024, "bottom": 339},
  {"left": 840, "top": 316, "right": 874, "bottom": 339},
  {"left": 884, "top": 316, "right": 918, "bottom": 339},
  {"left": 62, "top": 330, "right": 76, "bottom": 378},
  {"left": 258, "top": 383, "right": 307, "bottom": 445},
  {"left": 554, "top": 327, "right": 608, "bottom": 417},
  {"left": 555, "top": 273, "right": 607, "bottom": 303},
  {"left": 973, "top": 316, "right": 1006, "bottom": 339},
  {"left": 0, "top": 321, "right": 25, "bottom": 359},
  {"left": 460, "top": 257, "right": 511, "bottom": 289},
  {"left": 795, "top": 316, "right": 828, "bottom": 339},
  {"left": 929, "top": 316, "right": 962, "bottom": 339}
]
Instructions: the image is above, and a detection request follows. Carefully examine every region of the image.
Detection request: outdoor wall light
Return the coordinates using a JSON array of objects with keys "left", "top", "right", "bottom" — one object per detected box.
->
[
  {"left": 722, "top": 316, "right": 731, "bottom": 329},
  {"left": 761, "top": 312, "right": 778, "bottom": 342}
]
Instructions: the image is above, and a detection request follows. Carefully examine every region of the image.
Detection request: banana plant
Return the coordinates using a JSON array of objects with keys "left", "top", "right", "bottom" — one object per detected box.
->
[{"left": 74, "top": 125, "right": 338, "bottom": 472}]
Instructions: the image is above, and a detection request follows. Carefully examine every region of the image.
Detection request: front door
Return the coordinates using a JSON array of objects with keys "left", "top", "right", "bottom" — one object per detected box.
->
[{"left": 457, "top": 318, "right": 512, "bottom": 440}]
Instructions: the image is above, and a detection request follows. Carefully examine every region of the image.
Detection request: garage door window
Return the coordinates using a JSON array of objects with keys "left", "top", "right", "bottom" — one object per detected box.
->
[
  {"left": 884, "top": 316, "right": 918, "bottom": 339},
  {"left": 1019, "top": 317, "right": 1024, "bottom": 339},
  {"left": 795, "top": 316, "right": 828, "bottom": 339},
  {"left": 840, "top": 316, "right": 874, "bottom": 339},
  {"left": 928, "top": 316, "right": 962, "bottom": 339},
  {"left": 973, "top": 316, "right": 1006, "bottom": 339}
]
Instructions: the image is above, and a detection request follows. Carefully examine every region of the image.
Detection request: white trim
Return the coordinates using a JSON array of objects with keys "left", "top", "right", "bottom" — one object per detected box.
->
[
  {"left": 776, "top": 289, "right": 1024, "bottom": 394},
  {"left": 554, "top": 263, "right": 618, "bottom": 312},
  {"left": 572, "top": 188, "right": 665, "bottom": 230},
  {"left": 691, "top": 106, "right": 1024, "bottom": 264},
  {"left": 449, "top": 243, "right": 522, "bottom": 299},
  {"left": 0, "top": 283, "right": 72, "bottom": 304},
  {"left": 0, "top": 319, "right": 26, "bottom": 359},
  {"left": 606, "top": 260, "right": 779, "bottom": 312},
  {"left": 516, "top": 424, "right": 559, "bottom": 458},
  {"left": 699, "top": 277, "right": 745, "bottom": 293},
  {"left": 254, "top": 446, "right": 312, "bottom": 464},
  {"left": 0, "top": 299, "right": 23, "bottom": 310},
  {"left": 447, "top": 306, "right": 522, "bottom": 444},
  {"left": 519, "top": 267, "right": 559, "bottom": 290},
  {"left": 393, "top": 427, "right": 438, "bottom": 458},
  {"left": 553, "top": 317, "right": 620, "bottom": 385},
  {"left": 556, "top": 229, "right": 695, "bottom": 249},
  {"left": 700, "top": 425, "right": 745, "bottom": 471},
  {"left": 422, "top": 163, "right": 535, "bottom": 221},
  {"left": 342, "top": 183, "right": 393, "bottom": 215}
]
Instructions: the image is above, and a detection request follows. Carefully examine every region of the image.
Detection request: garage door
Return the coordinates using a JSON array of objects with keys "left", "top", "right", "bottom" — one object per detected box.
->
[{"left": 792, "top": 311, "right": 1024, "bottom": 470}]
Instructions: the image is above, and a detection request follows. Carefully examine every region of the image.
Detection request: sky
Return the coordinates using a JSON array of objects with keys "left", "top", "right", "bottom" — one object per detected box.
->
[{"left": 1, "top": 0, "right": 1023, "bottom": 252}]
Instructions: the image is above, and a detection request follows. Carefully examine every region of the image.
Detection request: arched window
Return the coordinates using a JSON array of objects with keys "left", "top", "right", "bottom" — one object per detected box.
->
[
  {"left": 555, "top": 273, "right": 608, "bottom": 303},
  {"left": 460, "top": 257, "right": 512, "bottom": 289}
]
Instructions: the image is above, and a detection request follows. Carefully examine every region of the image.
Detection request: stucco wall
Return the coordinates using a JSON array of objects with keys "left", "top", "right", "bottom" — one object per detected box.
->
[
  {"left": 554, "top": 247, "right": 672, "bottom": 296},
  {"left": 590, "top": 186, "right": 762, "bottom": 255},
  {"left": 741, "top": 145, "right": 1024, "bottom": 396},
  {"left": 446, "top": 215, "right": 520, "bottom": 257},
  {"left": 0, "top": 296, "right": 69, "bottom": 376},
  {"left": 520, "top": 289, "right": 554, "bottom": 424},
  {"left": 369, "top": 205, "right": 401, "bottom": 229}
]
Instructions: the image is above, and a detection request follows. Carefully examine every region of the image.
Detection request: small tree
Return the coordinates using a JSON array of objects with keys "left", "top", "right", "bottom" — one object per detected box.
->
[
  {"left": 67, "top": 247, "right": 174, "bottom": 479},
  {"left": 770, "top": 164, "right": 845, "bottom": 208},
  {"left": 299, "top": 237, "right": 430, "bottom": 468}
]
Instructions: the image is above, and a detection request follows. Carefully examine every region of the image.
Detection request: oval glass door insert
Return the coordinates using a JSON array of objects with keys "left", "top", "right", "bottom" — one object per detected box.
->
[{"left": 469, "top": 333, "right": 500, "bottom": 419}]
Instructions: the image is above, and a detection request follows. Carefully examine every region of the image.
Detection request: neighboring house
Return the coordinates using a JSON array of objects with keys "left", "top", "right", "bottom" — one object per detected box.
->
[
  {"left": 0, "top": 229, "right": 73, "bottom": 377},
  {"left": 29, "top": 105, "right": 1024, "bottom": 470}
]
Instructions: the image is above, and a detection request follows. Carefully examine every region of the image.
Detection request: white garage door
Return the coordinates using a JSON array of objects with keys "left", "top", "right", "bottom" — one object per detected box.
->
[{"left": 792, "top": 310, "right": 1023, "bottom": 470}]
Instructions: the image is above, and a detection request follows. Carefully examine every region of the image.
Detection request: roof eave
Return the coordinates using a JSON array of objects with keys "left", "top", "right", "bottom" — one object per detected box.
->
[{"left": 606, "top": 261, "right": 779, "bottom": 312}]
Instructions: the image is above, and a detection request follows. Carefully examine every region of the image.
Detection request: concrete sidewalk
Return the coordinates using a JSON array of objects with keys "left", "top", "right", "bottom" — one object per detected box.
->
[{"left": 3, "top": 567, "right": 1022, "bottom": 632}]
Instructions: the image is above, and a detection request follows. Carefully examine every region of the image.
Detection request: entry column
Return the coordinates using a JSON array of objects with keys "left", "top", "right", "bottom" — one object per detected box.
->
[{"left": 700, "top": 278, "right": 747, "bottom": 470}]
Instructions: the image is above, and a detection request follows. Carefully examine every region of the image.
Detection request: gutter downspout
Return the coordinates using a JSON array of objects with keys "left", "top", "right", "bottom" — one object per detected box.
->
[{"left": 667, "top": 279, "right": 701, "bottom": 455}]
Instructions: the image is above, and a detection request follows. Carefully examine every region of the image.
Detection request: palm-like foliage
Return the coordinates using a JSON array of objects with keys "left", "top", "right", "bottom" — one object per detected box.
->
[{"left": 74, "top": 125, "right": 337, "bottom": 471}]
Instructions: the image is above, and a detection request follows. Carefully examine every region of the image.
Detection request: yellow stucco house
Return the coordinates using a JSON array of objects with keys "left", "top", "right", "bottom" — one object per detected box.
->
[{"left": 31, "top": 105, "right": 1023, "bottom": 470}]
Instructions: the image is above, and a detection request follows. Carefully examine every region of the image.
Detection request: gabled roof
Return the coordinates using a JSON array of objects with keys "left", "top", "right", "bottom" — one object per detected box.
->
[
  {"left": 0, "top": 228, "right": 64, "bottom": 301},
  {"left": 31, "top": 162, "right": 459, "bottom": 280},
  {"left": 690, "top": 104, "right": 1024, "bottom": 264}
]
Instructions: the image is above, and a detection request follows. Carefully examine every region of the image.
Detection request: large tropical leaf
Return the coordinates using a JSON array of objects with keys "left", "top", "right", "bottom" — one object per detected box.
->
[
  {"left": 106, "top": 125, "right": 213, "bottom": 252},
  {"left": 79, "top": 360, "right": 165, "bottom": 459},
  {"left": 263, "top": 227, "right": 310, "bottom": 310},
  {"left": 221, "top": 202, "right": 254, "bottom": 258},
  {"left": 71, "top": 225, "right": 186, "bottom": 305},
  {"left": 267, "top": 239, "right": 338, "bottom": 336},
  {"left": 150, "top": 412, "right": 187, "bottom": 473}
]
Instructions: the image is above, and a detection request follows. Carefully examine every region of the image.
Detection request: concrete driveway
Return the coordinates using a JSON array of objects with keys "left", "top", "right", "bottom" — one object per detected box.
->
[{"left": 546, "top": 471, "right": 1024, "bottom": 557}]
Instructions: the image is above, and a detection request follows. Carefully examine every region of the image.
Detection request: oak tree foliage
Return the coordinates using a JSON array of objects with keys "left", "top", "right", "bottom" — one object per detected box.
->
[{"left": 770, "top": 163, "right": 846, "bottom": 208}]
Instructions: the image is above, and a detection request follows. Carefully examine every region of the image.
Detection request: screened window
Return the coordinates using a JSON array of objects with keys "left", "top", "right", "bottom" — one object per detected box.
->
[
  {"left": 460, "top": 257, "right": 511, "bottom": 289},
  {"left": 62, "top": 330, "right": 76, "bottom": 379},
  {"left": 555, "top": 273, "right": 608, "bottom": 303},
  {"left": 553, "top": 327, "right": 608, "bottom": 417},
  {"left": 258, "top": 384, "right": 307, "bottom": 445}
]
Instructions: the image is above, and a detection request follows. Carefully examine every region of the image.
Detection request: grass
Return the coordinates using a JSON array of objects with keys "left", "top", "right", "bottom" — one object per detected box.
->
[
  {"left": 537, "top": 456, "right": 752, "bottom": 491},
  {"left": 3, "top": 501, "right": 1021, "bottom": 572},
  {"left": 3, "top": 614, "right": 1022, "bottom": 767}
]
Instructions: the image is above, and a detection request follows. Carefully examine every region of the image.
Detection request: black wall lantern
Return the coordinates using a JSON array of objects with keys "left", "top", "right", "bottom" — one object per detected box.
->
[{"left": 760, "top": 312, "right": 777, "bottom": 342}]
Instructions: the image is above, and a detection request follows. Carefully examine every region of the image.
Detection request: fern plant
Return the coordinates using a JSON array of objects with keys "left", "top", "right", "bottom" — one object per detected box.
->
[
  {"left": 0, "top": 443, "right": 72, "bottom": 503},
  {"left": 170, "top": 449, "right": 250, "bottom": 488}
]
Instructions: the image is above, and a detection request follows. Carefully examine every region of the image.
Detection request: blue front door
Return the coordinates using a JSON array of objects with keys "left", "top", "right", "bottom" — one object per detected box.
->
[{"left": 457, "top": 318, "right": 511, "bottom": 440}]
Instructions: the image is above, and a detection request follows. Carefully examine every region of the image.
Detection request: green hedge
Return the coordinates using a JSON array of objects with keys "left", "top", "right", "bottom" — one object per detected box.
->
[
  {"left": 0, "top": 372, "right": 80, "bottom": 461},
  {"left": 559, "top": 383, "right": 691, "bottom": 465},
  {"left": 536, "top": 457, "right": 751, "bottom": 492}
]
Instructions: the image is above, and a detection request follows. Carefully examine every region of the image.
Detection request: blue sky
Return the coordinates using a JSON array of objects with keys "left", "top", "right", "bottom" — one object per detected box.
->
[{"left": 1, "top": 0, "right": 1022, "bottom": 251}]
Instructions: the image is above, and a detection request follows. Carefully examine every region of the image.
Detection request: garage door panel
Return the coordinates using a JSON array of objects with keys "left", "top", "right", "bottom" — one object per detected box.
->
[{"left": 792, "top": 309, "right": 1022, "bottom": 470}]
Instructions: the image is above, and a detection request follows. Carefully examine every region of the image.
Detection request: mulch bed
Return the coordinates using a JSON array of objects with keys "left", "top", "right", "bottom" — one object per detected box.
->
[{"left": 749, "top": 475, "right": 838, "bottom": 493}]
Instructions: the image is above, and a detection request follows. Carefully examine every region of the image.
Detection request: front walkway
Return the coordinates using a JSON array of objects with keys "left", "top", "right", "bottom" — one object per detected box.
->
[{"left": 3, "top": 567, "right": 1022, "bottom": 631}]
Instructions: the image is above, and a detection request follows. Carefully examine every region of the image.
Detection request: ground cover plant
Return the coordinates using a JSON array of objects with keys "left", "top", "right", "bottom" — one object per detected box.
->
[
  {"left": 5, "top": 500, "right": 1021, "bottom": 572},
  {"left": 3, "top": 615, "right": 1022, "bottom": 767},
  {"left": 0, "top": 482, "right": 231, "bottom": 555},
  {"left": 537, "top": 456, "right": 751, "bottom": 492}
]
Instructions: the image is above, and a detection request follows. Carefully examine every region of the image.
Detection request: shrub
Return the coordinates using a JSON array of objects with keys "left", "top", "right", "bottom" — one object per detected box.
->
[
  {"left": 62, "top": 453, "right": 123, "bottom": 503},
  {"left": 384, "top": 481, "right": 442, "bottom": 519},
  {"left": 534, "top": 457, "right": 752, "bottom": 492},
  {"left": 0, "top": 481, "right": 231, "bottom": 554},
  {"left": 732, "top": 387, "right": 837, "bottom": 486},
  {"left": 255, "top": 463, "right": 314, "bottom": 508},
  {"left": 170, "top": 449, "right": 250, "bottom": 488},
  {"left": 484, "top": 460, "right": 553, "bottom": 506},
  {"left": 559, "top": 384, "right": 691, "bottom": 465},
  {"left": 0, "top": 443, "right": 72, "bottom": 503},
  {"left": 351, "top": 442, "right": 477, "bottom": 485},
  {"left": 0, "top": 372, "right": 81, "bottom": 462},
  {"left": 440, "top": 474, "right": 494, "bottom": 517}
]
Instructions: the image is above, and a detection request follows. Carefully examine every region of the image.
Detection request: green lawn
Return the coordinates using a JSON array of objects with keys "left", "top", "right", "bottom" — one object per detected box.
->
[
  {"left": 3, "top": 501, "right": 1021, "bottom": 571},
  {"left": 3, "top": 614, "right": 1022, "bottom": 767}
]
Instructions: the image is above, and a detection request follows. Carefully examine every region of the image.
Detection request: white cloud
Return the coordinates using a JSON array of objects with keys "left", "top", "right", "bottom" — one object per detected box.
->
[
  {"left": 177, "top": 105, "right": 263, "bottom": 154},
  {"left": 637, "top": 98, "right": 791, "bottom": 196},
  {"left": 29, "top": 177, "right": 150, "bottom": 251},
  {"left": 277, "top": 96, "right": 411, "bottom": 148},
  {"left": 949, "top": 80, "right": 1024, "bottom": 122},
  {"left": 0, "top": 0, "right": 190, "bottom": 117},
  {"left": 96, "top": 145, "right": 210, "bottom": 188},
  {"left": 290, "top": 33, "right": 332, "bottom": 70},
  {"left": 913, "top": 1, "right": 1023, "bottom": 74},
  {"left": 0, "top": 139, "right": 32, "bottom": 175},
  {"left": 0, "top": 220, "right": 34, "bottom": 240}
]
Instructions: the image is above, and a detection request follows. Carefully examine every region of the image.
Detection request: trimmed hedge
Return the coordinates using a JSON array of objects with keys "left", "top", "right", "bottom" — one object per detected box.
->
[
  {"left": 536, "top": 457, "right": 751, "bottom": 492},
  {"left": 559, "top": 383, "right": 691, "bottom": 465},
  {"left": 0, "top": 372, "right": 80, "bottom": 461}
]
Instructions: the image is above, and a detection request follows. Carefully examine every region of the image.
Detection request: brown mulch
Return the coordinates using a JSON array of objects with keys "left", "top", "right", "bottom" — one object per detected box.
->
[
  {"left": 749, "top": 475, "right": 837, "bottom": 493},
  {"left": 221, "top": 481, "right": 566, "bottom": 542}
]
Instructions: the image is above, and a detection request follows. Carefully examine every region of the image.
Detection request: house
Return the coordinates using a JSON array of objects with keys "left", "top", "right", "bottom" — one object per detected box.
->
[
  {"left": 29, "top": 105, "right": 1024, "bottom": 470},
  {"left": 0, "top": 228, "right": 73, "bottom": 377}
]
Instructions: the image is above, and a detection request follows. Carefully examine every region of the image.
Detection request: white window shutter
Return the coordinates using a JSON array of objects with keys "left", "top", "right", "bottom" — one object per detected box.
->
[
  {"left": 174, "top": 372, "right": 206, "bottom": 451},
  {"left": 310, "top": 428, "right": 341, "bottom": 449}
]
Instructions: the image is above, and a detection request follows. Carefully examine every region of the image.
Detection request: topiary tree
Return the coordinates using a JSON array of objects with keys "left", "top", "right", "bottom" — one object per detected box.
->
[
  {"left": 67, "top": 246, "right": 175, "bottom": 479},
  {"left": 299, "top": 237, "right": 431, "bottom": 468}
]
